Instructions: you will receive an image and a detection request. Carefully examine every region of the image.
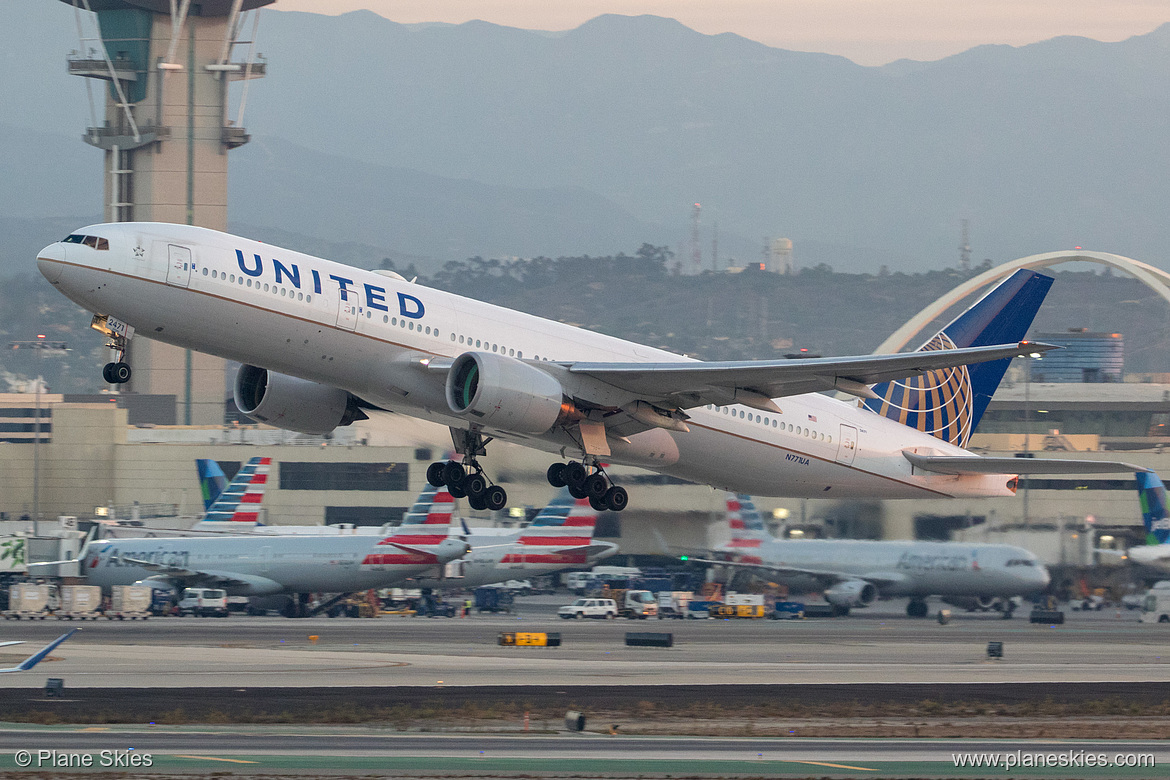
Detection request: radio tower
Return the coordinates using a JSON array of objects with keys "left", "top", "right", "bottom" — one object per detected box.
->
[
  {"left": 691, "top": 202, "right": 702, "bottom": 270},
  {"left": 959, "top": 219, "right": 972, "bottom": 273}
]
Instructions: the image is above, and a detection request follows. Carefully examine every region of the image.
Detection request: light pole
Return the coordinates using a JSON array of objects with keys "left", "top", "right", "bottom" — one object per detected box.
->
[{"left": 9, "top": 336, "right": 68, "bottom": 536}]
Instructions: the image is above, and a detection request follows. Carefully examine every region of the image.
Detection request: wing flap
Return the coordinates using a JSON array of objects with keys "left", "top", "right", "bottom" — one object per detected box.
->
[{"left": 903, "top": 452, "right": 1151, "bottom": 476}]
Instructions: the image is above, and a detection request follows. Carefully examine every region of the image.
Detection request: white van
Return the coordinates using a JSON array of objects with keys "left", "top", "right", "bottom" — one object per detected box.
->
[{"left": 178, "top": 588, "right": 229, "bottom": 617}]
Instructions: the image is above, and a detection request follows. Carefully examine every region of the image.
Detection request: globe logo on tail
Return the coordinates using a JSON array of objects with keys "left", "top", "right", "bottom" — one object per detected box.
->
[{"left": 868, "top": 333, "right": 975, "bottom": 448}]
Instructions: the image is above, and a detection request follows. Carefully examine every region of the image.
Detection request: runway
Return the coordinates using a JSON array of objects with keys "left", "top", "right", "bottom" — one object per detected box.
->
[
  {"left": 0, "top": 727, "right": 1164, "bottom": 778},
  {"left": 1, "top": 600, "right": 1166, "bottom": 688}
]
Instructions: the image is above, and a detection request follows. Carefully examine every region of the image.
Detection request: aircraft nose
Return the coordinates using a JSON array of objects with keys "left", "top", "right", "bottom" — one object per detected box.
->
[
  {"left": 37, "top": 243, "right": 65, "bottom": 284},
  {"left": 1034, "top": 565, "right": 1051, "bottom": 589}
]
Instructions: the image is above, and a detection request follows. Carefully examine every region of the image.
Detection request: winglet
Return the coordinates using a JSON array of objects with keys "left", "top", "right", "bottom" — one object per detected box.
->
[{"left": 1, "top": 629, "right": 77, "bottom": 674}]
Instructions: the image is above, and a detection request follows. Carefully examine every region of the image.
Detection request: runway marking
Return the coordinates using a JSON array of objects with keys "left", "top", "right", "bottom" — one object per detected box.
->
[
  {"left": 795, "top": 760, "right": 878, "bottom": 771},
  {"left": 174, "top": 755, "right": 259, "bottom": 764},
  {"left": 78, "top": 727, "right": 110, "bottom": 732}
]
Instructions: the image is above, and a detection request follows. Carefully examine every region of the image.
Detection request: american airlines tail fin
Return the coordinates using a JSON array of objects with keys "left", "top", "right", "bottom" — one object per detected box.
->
[
  {"left": 507, "top": 487, "right": 607, "bottom": 565},
  {"left": 725, "top": 493, "right": 769, "bottom": 549},
  {"left": 1138, "top": 471, "right": 1170, "bottom": 545},
  {"left": 391, "top": 484, "right": 457, "bottom": 545},
  {"left": 364, "top": 485, "right": 463, "bottom": 565},
  {"left": 193, "top": 456, "right": 271, "bottom": 528},
  {"left": 864, "top": 269, "right": 1054, "bottom": 448}
]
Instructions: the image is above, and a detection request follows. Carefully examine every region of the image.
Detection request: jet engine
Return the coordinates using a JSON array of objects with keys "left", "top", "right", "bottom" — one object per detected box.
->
[
  {"left": 445, "top": 351, "right": 572, "bottom": 434},
  {"left": 234, "top": 365, "right": 367, "bottom": 436},
  {"left": 823, "top": 580, "right": 878, "bottom": 608},
  {"left": 942, "top": 595, "right": 998, "bottom": 612}
]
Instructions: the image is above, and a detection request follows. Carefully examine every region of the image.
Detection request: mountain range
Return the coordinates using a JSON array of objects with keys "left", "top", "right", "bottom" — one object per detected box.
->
[{"left": 3, "top": 4, "right": 1168, "bottom": 274}]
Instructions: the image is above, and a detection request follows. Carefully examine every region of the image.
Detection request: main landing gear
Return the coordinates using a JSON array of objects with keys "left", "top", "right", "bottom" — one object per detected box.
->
[
  {"left": 546, "top": 461, "right": 628, "bottom": 512},
  {"left": 906, "top": 598, "right": 929, "bottom": 618},
  {"left": 425, "top": 428, "right": 507, "bottom": 512}
]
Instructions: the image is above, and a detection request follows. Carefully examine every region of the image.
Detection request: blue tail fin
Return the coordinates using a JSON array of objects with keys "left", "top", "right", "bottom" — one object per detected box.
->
[
  {"left": 197, "top": 459, "right": 229, "bottom": 510},
  {"left": 1137, "top": 471, "right": 1169, "bottom": 545},
  {"left": 864, "top": 269, "right": 1053, "bottom": 447}
]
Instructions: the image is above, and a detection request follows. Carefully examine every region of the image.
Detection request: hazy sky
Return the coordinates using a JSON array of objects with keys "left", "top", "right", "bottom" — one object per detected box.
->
[{"left": 273, "top": 1, "right": 1170, "bottom": 65}]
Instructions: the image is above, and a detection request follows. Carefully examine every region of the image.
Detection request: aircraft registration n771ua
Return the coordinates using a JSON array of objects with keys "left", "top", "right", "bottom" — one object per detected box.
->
[{"left": 37, "top": 223, "right": 1146, "bottom": 511}]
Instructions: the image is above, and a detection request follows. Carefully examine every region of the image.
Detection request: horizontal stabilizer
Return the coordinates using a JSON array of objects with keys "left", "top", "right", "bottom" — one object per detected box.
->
[{"left": 903, "top": 452, "right": 1151, "bottom": 475}]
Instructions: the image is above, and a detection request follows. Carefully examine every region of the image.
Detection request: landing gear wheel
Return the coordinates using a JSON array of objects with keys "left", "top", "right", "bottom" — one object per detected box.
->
[
  {"left": 603, "top": 485, "right": 629, "bottom": 512},
  {"left": 426, "top": 462, "right": 446, "bottom": 488},
  {"left": 102, "top": 363, "right": 115, "bottom": 384},
  {"left": 563, "top": 462, "right": 587, "bottom": 484},
  {"left": 547, "top": 463, "right": 567, "bottom": 488},
  {"left": 467, "top": 493, "right": 487, "bottom": 511},
  {"left": 463, "top": 473, "right": 488, "bottom": 498},
  {"left": 484, "top": 485, "right": 507, "bottom": 512},
  {"left": 112, "top": 361, "right": 131, "bottom": 383},
  {"left": 442, "top": 461, "right": 466, "bottom": 487},
  {"left": 567, "top": 480, "right": 588, "bottom": 500},
  {"left": 583, "top": 473, "right": 609, "bottom": 500},
  {"left": 447, "top": 479, "right": 467, "bottom": 499},
  {"left": 906, "top": 599, "right": 928, "bottom": 618},
  {"left": 588, "top": 494, "right": 606, "bottom": 512}
]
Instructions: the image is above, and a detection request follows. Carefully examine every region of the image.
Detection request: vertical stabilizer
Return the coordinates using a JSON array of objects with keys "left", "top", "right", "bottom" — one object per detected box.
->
[
  {"left": 725, "top": 493, "right": 769, "bottom": 548},
  {"left": 199, "top": 457, "right": 271, "bottom": 525},
  {"left": 392, "top": 484, "right": 456, "bottom": 545},
  {"left": 509, "top": 488, "right": 600, "bottom": 565},
  {"left": 196, "top": 459, "right": 229, "bottom": 510},
  {"left": 1138, "top": 471, "right": 1170, "bottom": 545},
  {"left": 864, "top": 269, "right": 1054, "bottom": 447}
]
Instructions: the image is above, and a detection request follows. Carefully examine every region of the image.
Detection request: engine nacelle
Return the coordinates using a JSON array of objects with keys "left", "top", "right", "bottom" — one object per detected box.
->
[
  {"left": 942, "top": 595, "right": 998, "bottom": 612},
  {"left": 234, "top": 365, "right": 366, "bottom": 436},
  {"left": 445, "top": 351, "right": 568, "bottom": 434},
  {"left": 824, "top": 580, "right": 878, "bottom": 608}
]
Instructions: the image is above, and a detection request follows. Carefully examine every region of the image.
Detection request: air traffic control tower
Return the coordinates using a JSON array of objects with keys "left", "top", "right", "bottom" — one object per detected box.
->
[{"left": 63, "top": 0, "right": 272, "bottom": 424}]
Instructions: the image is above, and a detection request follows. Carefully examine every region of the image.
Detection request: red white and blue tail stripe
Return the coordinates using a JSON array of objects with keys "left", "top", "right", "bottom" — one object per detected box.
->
[
  {"left": 503, "top": 488, "right": 599, "bottom": 565},
  {"left": 199, "top": 456, "right": 271, "bottom": 524},
  {"left": 362, "top": 484, "right": 457, "bottom": 567}
]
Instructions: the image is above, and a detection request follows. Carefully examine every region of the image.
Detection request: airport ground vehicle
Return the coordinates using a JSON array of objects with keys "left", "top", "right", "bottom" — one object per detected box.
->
[
  {"left": 558, "top": 598, "right": 618, "bottom": 619},
  {"left": 474, "top": 587, "right": 514, "bottom": 613},
  {"left": 58, "top": 585, "right": 102, "bottom": 619},
  {"left": 602, "top": 588, "right": 657, "bottom": 619},
  {"left": 177, "top": 588, "right": 229, "bottom": 617},
  {"left": 1140, "top": 589, "right": 1170, "bottom": 623},
  {"left": 771, "top": 601, "right": 806, "bottom": 619},
  {"left": 3, "top": 583, "right": 58, "bottom": 619},
  {"left": 108, "top": 585, "right": 152, "bottom": 620}
]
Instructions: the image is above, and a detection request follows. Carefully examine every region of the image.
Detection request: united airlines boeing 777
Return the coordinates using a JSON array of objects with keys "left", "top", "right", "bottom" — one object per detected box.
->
[{"left": 37, "top": 223, "right": 1147, "bottom": 510}]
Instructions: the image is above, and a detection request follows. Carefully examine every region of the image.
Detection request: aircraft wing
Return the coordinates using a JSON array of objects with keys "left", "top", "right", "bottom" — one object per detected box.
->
[
  {"left": 903, "top": 452, "right": 1151, "bottom": 475},
  {"left": 0, "top": 642, "right": 23, "bottom": 649},
  {"left": 115, "top": 555, "right": 263, "bottom": 590},
  {"left": 566, "top": 342, "right": 1056, "bottom": 410},
  {"left": 686, "top": 556, "right": 906, "bottom": 588},
  {"left": 0, "top": 629, "right": 77, "bottom": 674}
]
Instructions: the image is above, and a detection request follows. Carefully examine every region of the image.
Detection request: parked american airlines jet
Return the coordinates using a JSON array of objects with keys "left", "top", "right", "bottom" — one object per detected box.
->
[
  {"left": 71, "top": 510, "right": 468, "bottom": 599},
  {"left": 410, "top": 485, "right": 619, "bottom": 590},
  {"left": 37, "top": 224, "right": 1146, "bottom": 511},
  {"left": 705, "top": 494, "right": 1050, "bottom": 617}
]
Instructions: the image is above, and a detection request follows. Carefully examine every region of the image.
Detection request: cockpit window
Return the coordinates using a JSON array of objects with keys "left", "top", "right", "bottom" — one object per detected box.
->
[
  {"left": 1005, "top": 559, "right": 1035, "bottom": 567},
  {"left": 62, "top": 234, "right": 110, "bottom": 250}
]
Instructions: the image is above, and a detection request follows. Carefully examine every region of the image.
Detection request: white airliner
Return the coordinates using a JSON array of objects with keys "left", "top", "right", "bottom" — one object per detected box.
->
[
  {"left": 61, "top": 512, "right": 469, "bottom": 600},
  {"left": 37, "top": 223, "right": 1147, "bottom": 511},
  {"left": 699, "top": 494, "right": 1049, "bottom": 617}
]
